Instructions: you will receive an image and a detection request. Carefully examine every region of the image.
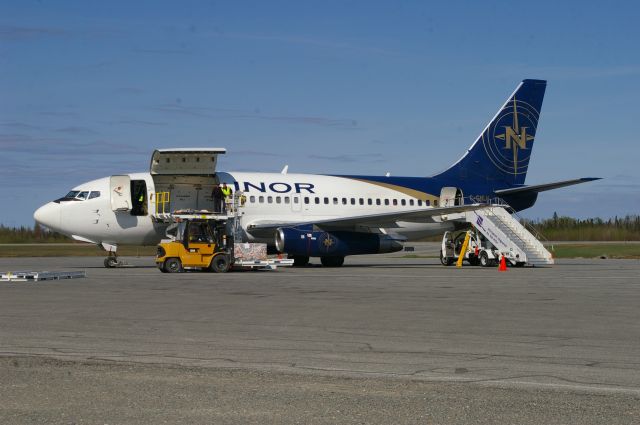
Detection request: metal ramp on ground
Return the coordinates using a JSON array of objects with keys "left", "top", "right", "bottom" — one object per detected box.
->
[
  {"left": 464, "top": 206, "right": 554, "bottom": 266},
  {"left": 1, "top": 270, "right": 87, "bottom": 282}
]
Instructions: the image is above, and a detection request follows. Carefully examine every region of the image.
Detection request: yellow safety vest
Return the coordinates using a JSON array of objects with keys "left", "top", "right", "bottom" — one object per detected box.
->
[{"left": 221, "top": 187, "right": 231, "bottom": 197}]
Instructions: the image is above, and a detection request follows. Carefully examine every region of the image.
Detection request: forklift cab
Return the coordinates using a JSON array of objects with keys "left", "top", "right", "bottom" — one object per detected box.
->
[{"left": 156, "top": 218, "right": 233, "bottom": 273}]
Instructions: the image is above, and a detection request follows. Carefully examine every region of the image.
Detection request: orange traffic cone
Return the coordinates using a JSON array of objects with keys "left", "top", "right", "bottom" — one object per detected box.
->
[{"left": 498, "top": 255, "right": 507, "bottom": 272}]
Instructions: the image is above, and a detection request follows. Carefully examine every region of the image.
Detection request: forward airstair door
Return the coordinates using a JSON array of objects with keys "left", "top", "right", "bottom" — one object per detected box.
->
[{"left": 110, "top": 175, "right": 132, "bottom": 211}]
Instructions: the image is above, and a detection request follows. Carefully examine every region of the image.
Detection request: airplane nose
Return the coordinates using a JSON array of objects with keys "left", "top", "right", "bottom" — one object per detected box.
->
[{"left": 33, "top": 202, "right": 61, "bottom": 231}]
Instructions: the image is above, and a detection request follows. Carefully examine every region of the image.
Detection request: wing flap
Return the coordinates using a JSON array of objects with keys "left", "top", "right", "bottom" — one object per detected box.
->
[{"left": 246, "top": 203, "right": 486, "bottom": 235}]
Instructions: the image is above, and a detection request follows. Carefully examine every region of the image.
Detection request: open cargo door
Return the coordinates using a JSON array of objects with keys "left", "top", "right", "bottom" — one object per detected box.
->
[
  {"left": 150, "top": 148, "right": 226, "bottom": 175},
  {"left": 110, "top": 175, "right": 131, "bottom": 211}
]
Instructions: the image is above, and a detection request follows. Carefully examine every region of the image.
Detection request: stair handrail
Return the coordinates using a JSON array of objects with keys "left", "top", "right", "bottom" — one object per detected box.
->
[
  {"left": 485, "top": 206, "right": 533, "bottom": 252},
  {"left": 500, "top": 204, "right": 553, "bottom": 249}
]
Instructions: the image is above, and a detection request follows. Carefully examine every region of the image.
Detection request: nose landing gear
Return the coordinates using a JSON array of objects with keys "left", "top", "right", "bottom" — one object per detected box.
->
[{"left": 101, "top": 242, "right": 129, "bottom": 268}]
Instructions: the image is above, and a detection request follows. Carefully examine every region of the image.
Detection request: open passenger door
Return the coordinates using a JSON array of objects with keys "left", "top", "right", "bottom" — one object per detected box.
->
[
  {"left": 150, "top": 148, "right": 226, "bottom": 175},
  {"left": 110, "top": 175, "right": 132, "bottom": 211}
]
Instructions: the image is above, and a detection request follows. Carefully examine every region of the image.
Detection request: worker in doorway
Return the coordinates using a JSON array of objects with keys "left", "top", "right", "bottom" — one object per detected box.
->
[
  {"left": 221, "top": 183, "right": 233, "bottom": 214},
  {"left": 211, "top": 184, "right": 223, "bottom": 214}
]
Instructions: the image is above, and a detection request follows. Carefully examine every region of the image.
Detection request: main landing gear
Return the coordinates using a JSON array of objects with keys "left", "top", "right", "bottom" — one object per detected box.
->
[
  {"left": 287, "top": 255, "right": 345, "bottom": 267},
  {"left": 320, "top": 256, "right": 345, "bottom": 267}
]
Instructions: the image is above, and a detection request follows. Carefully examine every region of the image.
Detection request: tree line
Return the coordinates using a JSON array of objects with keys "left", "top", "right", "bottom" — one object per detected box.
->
[
  {"left": 0, "top": 223, "right": 70, "bottom": 243},
  {"left": 522, "top": 214, "right": 640, "bottom": 241}
]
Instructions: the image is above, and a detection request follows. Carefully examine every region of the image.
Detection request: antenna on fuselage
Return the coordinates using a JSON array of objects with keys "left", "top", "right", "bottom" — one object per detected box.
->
[
  {"left": 281, "top": 165, "right": 289, "bottom": 175},
  {"left": 385, "top": 172, "right": 391, "bottom": 177}
]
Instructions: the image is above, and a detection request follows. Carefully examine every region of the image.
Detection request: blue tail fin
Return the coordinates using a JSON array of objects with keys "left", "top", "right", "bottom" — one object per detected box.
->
[{"left": 433, "top": 79, "right": 547, "bottom": 189}]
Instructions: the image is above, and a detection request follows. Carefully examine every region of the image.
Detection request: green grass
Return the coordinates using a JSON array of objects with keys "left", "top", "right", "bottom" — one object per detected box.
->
[
  {"left": 0, "top": 244, "right": 156, "bottom": 258},
  {"left": 547, "top": 243, "right": 640, "bottom": 259}
]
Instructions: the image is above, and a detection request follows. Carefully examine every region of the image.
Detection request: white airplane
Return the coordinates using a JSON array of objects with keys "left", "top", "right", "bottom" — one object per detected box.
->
[{"left": 34, "top": 79, "right": 598, "bottom": 267}]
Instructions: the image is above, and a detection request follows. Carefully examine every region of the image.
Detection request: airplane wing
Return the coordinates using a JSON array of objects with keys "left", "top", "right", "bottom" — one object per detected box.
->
[
  {"left": 246, "top": 203, "right": 487, "bottom": 236},
  {"left": 494, "top": 178, "right": 601, "bottom": 195}
]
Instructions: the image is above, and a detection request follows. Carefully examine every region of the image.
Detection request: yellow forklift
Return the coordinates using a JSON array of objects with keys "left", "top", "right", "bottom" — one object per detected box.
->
[{"left": 156, "top": 213, "right": 233, "bottom": 273}]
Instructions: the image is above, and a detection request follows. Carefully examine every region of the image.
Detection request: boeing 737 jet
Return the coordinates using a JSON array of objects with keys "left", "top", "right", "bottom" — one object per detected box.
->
[{"left": 34, "top": 79, "right": 598, "bottom": 267}]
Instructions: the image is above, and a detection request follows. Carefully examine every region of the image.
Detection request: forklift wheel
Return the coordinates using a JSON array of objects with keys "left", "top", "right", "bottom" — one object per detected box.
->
[
  {"left": 164, "top": 258, "right": 183, "bottom": 273},
  {"left": 210, "top": 254, "right": 231, "bottom": 273}
]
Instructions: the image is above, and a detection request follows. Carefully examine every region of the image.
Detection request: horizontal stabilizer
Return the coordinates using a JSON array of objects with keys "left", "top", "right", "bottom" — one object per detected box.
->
[{"left": 494, "top": 178, "right": 601, "bottom": 195}]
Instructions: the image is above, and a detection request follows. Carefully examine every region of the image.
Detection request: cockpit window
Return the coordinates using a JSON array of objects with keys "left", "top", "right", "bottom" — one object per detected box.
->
[
  {"left": 88, "top": 191, "right": 101, "bottom": 199},
  {"left": 65, "top": 191, "right": 80, "bottom": 198},
  {"left": 77, "top": 191, "right": 89, "bottom": 200}
]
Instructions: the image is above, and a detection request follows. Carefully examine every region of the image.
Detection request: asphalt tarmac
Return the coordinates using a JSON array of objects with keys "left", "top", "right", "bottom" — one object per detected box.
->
[{"left": 1, "top": 250, "right": 639, "bottom": 424}]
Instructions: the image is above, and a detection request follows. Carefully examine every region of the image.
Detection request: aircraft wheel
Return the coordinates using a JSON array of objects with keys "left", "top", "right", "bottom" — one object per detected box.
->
[
  {"left": 289, "top": 255, "right": 309, "bottom": 267},
  {"left": 104, "top": 257, "right": 118, "bottom": 268},
  {"left": 320, "top": 256, "right": 344, "bottom": 267},
  {"left": 479, "top": 251, "right": 490, "bottom": 267},
  {"left": 210, "top": 254, "right": 231, "bottom": 273},
  {"left": 164, "top": 258, "right": 183, "bottom": 273}
]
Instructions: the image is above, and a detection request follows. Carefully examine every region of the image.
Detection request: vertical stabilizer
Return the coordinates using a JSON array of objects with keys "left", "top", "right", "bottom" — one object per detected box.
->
[{"left": 433, "top": 79, "right": 547, "bottom": 189}]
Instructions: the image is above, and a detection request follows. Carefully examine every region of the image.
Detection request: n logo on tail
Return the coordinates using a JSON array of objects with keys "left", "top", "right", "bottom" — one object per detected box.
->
[
  {"left": 495, "top": 98, "right": 536, "bottom": 174},
  {"left": 483, "top": 96, "right": 540, "bottom": 176}
]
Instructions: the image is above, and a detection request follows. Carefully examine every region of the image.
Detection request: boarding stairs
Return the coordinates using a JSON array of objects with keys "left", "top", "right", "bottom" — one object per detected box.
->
[{"left": 465, "top": 206, "right": 554, "bottom": 266}]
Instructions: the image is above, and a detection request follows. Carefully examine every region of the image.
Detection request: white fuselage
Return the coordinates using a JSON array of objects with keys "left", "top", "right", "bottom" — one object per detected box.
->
[{"left": 34, "top": 171, "right": 455, "bottom": 249}]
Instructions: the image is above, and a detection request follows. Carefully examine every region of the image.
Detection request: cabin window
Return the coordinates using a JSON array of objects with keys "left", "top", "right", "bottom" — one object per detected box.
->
[
  {"left": 284, "top": 197, "right": 290, "bottom": 204},
  {"left": 293, "top": 197, "right": 299, "bottom": 204},
  {"left": 276, "top": 196, "right": 281, "bottom": 204},
  {"left": 304, "top": 197, "right": 310, "bottom": 204},
  {"left": 393, "top": 199, "right": 398, "bottom": 206},
  {"left": 367, "top": 198, "right": 372, "bottom": 205},
  {"left": 314, "top": 197, "right": 320, "bottom": 204},
  {"left": 376, "top": 199, "right": 381, "bottom": 206},
  {"left": 359, "top": 198, "right": 364, "bottom": 205},
  {"left": 250, "top": 196, "right": 256, "bottom": 203},
  {"left": 342, "top": 197, "right": 347, "bottom": 205},
  {"left": 88, "top": 191, "right": 101, "bottom": 199},
  {"left": 401, "top": 199, "right": 406, "bottom": 206},
  {"left": 409, "top": 199, "right": 414, "bottom": 206},
  {"left": 259, "top": 196, "right": 264, "bottom": 203},
  {"left": 384, "top": 199, "right": 389, "bottom": 206},
  {"left": 425, "top": 200, "right": 430, "bottom": 206},
  {"left": 267, "top": 196, "right": 273, "bottom": 204},
  {"left": 350, "top": 198, "right": 356, "bottom": 205},
  {"left": 434, "top": 200, "right": 438, "bottom": 207},
  {"left": 324, "top": 197, "right": 329, "bottom": 205},
  {"left": 333, "top": 197, "right": 339, "bottom": 205},
  {"left": 417, "top": 199, "right": 422, "bottom": 206}
]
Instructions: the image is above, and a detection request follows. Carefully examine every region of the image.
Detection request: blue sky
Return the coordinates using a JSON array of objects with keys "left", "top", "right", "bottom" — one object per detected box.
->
[{"left": 2, "top": 1, "right": 639, "bottom": 226}]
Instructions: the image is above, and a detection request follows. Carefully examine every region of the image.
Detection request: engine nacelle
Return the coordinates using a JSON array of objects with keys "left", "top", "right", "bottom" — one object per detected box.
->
[{"left": 275, "top": 228, "right": 403, "bottom": 257}]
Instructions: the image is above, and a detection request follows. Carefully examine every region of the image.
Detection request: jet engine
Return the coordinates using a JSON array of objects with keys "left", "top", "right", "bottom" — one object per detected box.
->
[{"left": 275, "top": 227, "right": 403, "bottom": 257}]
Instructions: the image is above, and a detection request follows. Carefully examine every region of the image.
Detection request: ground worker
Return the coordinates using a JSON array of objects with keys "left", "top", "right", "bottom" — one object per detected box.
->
[
  {"left": 221, "top": 183, "right": 233, "bottom": 214},
  {"left": 211, "top": 184, "right": 223, "bottom": 213}
]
